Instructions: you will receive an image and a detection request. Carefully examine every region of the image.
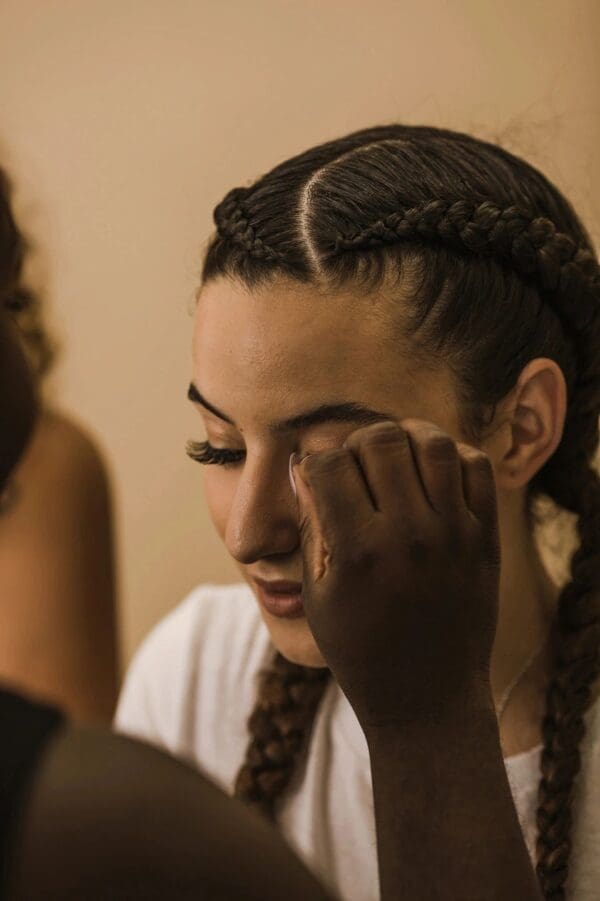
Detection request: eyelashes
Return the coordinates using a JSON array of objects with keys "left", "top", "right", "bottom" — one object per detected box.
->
[
  {"left": 186, "top": 441, "right": 320, "bottom": 469},
  {"left": 186, "top": 439, "right": 246, "bottom": 466}
]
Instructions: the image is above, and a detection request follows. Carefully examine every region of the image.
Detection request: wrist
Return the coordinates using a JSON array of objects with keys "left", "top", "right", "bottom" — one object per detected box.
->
[{"left": 363, "top": 684, "right": 498, "bottom": 749}]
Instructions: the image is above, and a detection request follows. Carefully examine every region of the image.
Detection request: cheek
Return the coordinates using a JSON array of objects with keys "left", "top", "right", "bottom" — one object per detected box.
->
[{"left": 203, "top": 469, "right": 235, "bottom": 539}]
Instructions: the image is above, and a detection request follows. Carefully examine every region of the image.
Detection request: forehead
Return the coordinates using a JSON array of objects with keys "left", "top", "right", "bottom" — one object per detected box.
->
[
  {"left": 192, "top": 276, "right": 449, "bottom": 423},
  {"left": 196, "top": 276, "right": 402, "bottom": 378}
]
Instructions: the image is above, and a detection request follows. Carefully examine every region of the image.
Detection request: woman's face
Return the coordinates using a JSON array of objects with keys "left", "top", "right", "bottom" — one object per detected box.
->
[
  {"left": 0, "top": 309, "right": 36, "bottom": 490},
  {"left": 191, "top": 276, "right": 464, "bottom": 667}
]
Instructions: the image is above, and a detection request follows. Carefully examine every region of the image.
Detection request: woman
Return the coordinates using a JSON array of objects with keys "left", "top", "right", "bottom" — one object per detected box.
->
[
  {"left": 116, "top": 124, "right": 600, "bottom": 900},
  {"left": 0, "top": 167, "right": 118, "bottom": 724},
  {"left": 0, "top": 191, "right": 334, "bottom": 901}
]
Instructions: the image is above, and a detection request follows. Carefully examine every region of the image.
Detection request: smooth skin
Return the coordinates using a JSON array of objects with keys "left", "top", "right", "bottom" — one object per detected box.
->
[
  {"left": 0, "top": 407, "right": 118, "bottom": 724},
  {"left": 0, "top": 306, "right": 335, "bottom": 901}
]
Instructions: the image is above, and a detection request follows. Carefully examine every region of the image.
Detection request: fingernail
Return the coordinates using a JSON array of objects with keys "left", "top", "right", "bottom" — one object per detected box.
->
[
  {"left": 289, "top": 452, "right": 300, "bottom": 497},
  {"left": 289, "top": 452, "right": 316, "bottom": 497}
]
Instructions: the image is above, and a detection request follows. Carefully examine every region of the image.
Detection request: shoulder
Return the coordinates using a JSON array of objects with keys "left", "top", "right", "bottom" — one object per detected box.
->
[
  {"left": 128, "top": 580, "right": 266, "bottom": 675},
  {"left": 114, "top": 582, "right": 270, "bottom": 750},
  {"left": 3, "top": 407, "right": 112, "bottom": 524},
  {"left": 26, "top": 407, "right": 111, "bottom": 493}
]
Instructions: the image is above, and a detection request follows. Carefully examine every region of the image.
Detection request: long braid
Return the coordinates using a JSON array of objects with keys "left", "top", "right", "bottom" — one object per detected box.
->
[
  {"left": 208, "top": 126, "right": 600, "bottom": 899},
  {"left": 534, "top": 463, "right": 600, "bottom": 898},
  {"left": 233, "top": 652, "right": 331, "bottom": 821}
]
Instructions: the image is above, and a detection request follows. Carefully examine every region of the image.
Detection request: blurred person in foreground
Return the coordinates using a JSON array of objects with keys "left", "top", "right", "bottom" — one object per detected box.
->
[
  {"left": 0, "top": 169, "right": 335, "bottom": 901},
  {"left": 0, "top": 167, "right": 118, "bottom": 725}
]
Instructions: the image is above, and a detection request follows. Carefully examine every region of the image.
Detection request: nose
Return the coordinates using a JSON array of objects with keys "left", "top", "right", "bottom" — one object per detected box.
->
[{"left": 224, "top": 451, "right": 301, "bottom": 566}]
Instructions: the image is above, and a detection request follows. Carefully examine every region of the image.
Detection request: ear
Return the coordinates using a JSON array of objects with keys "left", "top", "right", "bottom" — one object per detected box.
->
[{"left": 492, "top": 358, "right": 567, "bottom": 490}]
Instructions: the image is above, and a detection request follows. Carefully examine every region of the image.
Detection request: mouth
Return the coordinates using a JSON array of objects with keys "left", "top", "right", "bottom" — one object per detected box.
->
[{"left": 253, "top": 577, "right": 305, "bottom": 619}]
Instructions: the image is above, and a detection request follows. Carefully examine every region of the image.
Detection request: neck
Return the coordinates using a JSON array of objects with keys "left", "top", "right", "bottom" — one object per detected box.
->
[{"left": 490, "top": 506, "right": 558, "bottom": 723}]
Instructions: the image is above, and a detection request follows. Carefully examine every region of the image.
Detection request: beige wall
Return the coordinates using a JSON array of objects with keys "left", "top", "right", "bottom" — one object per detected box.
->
[{"left": 1, "top": 0, "right": 598, "bottom": 670}]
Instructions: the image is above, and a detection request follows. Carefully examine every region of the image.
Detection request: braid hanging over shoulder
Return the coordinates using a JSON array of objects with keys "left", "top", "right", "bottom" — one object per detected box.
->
[{"left": 233, "top": 651, "right": 331, "bottom": 821}]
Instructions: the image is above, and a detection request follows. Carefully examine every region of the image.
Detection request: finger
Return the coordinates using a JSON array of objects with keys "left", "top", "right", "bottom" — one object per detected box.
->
[
  {"left": 290, "top": 456, "right": 331, "bottom": 583},
  {"left": 293, "top": 447, "right": 376, "bottom": 540},
  {"left": 342, "top": 421, "right": 431, "bottom": 519},
  {"left": 401, "top": 419, "right": 465, "bottom": 515},
  {"left": 457, "top": 445, "right": 500, "bottom": 548}
]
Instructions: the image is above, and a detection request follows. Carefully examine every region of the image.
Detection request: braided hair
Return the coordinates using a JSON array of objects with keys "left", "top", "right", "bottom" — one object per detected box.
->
[
  {"left": 0, "top": 166, "right": 55, "bottom": 381},
  {"left": 200, "top": 124, "right": 600, "bottom": 899}
]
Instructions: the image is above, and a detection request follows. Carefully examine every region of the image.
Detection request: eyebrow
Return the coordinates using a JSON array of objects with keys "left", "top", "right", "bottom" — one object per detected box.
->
[{"left": 187, "top": 382, "right": 397, "bottom": 434}]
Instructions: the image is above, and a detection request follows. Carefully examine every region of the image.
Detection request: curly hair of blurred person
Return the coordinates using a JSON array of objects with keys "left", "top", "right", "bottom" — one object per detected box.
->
[
  {"left": 0, "top": 164, "right": 118, "bottom": 725},
  {"left": 0, "top": 167, "right": 56, "bottom": 384},
  {"left": 201, "top": 124, "right": 600, "bottom": 900}
]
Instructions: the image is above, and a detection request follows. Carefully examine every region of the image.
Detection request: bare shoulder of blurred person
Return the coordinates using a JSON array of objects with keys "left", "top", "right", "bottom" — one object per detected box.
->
[
  {"left": 0, "top": 409, "right": 119, "bottom": 724},
  {"left": 0, "top": 168, "right": 118, "bottom": 724},
  {"left": 0, "top": 168, "right": 334, "bottom": 901},
  {"left": 4, "top": 712, "right": 336, "bottom": 901}
]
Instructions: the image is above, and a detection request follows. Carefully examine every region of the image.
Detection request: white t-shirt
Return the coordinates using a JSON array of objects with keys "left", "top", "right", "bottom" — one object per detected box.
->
[{"left": 114, "top": 582, "right": 600, "bottom": 901}]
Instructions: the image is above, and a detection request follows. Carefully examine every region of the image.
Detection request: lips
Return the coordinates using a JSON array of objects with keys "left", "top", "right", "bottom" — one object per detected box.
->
[
  {"left": 253, "top": 577, "right": 302, "bottom": 595},
  {"left": 253, "top": 578, "right": 305, "bottom": 620}
]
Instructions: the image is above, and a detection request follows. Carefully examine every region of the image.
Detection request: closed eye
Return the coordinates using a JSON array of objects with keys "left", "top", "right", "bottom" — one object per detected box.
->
[{"left": 186, "top": 439, "right": 246, "bottom": 467}]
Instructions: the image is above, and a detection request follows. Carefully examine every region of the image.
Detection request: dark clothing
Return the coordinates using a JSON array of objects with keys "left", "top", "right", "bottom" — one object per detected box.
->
[{"left": 0, "top": 687, "right": 64, "bottom": 898}]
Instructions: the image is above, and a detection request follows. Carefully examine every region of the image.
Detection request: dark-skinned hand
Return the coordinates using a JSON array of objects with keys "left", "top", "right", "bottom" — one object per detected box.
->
[{"left": 290, "top": 419, "right": 502, "bottom": 732}]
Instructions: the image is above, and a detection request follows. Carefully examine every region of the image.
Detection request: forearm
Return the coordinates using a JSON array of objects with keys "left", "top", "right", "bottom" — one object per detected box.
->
[{"left": 365, "top": 701, "right": 543, "bottom": 901}]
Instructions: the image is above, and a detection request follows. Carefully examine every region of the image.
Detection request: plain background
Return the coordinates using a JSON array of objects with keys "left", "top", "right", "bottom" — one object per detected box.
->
[{"left": 0, "top": 0, "right": 598, "bottom": 671}]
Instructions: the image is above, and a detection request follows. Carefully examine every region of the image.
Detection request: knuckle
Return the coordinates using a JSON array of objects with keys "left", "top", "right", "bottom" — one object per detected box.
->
[
  {"left": 367, "top": 426, "right": 408, "bottom": 449},
  {"left": 344, "top": 421, "right": 405, "bottom": 449},
  {"left": 302, "top": 447, "right": 347, "bottom": 476},
  {"left": 465, "top": 449, "right": 493, "bottom": 474},
  {"left": 457, "top": 442, "right": 489, "bottom": 463},
  {"left": 422, "top": 435, "right": 456, "bottom": 458}
]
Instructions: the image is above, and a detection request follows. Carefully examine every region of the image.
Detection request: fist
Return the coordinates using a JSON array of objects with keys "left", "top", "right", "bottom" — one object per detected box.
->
[{"left": 291, "top": 419, "right": 501, "bottom": 731}]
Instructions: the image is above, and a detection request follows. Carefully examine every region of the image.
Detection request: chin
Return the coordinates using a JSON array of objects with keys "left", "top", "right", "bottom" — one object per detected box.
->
[{"left": 256, "top": 605, "right": 329, "bottom": 669}]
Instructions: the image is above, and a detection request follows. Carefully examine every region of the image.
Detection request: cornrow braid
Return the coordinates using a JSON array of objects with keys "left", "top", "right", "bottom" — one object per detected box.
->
[
  {"left": 331, "top": 200, "right": 600, "bottom": 339},
  {"left": 331, "top": 201, "right": 600, "bottom": 476},
  {"left": 233, "top": 651, "right": 331, "bottom": 820},
  {"left": 214, "top": 186, "right": 283, "bottom": 262}
]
